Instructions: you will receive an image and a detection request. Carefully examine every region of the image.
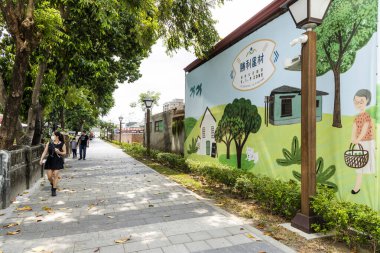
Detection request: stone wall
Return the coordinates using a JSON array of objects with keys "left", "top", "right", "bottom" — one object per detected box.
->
[
  {"left": 0, "top": 145, "right": 44, "bottom": 209},
  {"left": 113, "top": 133, "right": 144, "bottom": 144}
]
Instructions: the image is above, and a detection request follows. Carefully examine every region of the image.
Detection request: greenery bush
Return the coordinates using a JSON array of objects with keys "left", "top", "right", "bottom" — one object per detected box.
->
[
  {"left": 312, "top": 188, "right": 380, "bottom": 251},
  {"left": 113, "top": 141, "right": 380, "bottom": 250}
]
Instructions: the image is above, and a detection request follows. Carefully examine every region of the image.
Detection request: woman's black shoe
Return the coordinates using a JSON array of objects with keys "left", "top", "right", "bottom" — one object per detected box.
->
[
  {"left": 351, "top": 189, "right": 360, "bottom": 194},
  {"left": 52, "top": 188, "right": 57, "bottom": 196}
]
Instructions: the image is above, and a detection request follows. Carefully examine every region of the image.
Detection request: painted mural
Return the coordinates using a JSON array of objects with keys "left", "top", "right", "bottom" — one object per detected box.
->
[{"left": 184, "top": 0, "right": 380, "bottom": 211}]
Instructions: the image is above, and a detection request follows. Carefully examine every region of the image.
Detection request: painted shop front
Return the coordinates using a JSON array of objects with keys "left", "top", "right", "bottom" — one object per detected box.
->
[{"left": 184, "top": 0, "right": 380, "bottom": 212}]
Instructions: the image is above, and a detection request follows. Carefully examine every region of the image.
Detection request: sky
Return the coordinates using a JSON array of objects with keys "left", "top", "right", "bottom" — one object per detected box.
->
[{"left": 104, "top": 0, "right": 273, "bottom": 124}]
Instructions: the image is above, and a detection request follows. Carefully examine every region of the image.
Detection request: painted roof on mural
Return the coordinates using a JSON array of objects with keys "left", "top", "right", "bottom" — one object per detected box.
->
[
  {"left": 199, "top": 107, "right": 217, "bottom": 127},
  {"left": 270, "top": 85, "right": 329, "bottom": 96},
  {"left": 184, "top": 0, "right": 288, "bottom": 72}
]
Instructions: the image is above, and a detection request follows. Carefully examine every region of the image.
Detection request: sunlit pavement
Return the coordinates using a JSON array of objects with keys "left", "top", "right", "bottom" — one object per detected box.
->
[{"left": 0, "top": 139, "right": 295, "bottom": 253}]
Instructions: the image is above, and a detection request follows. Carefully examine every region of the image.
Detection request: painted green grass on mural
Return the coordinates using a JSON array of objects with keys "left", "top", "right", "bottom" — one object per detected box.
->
[
  {"left": 219, "top": 154, "right": 255, "bottom": 171},
  {"left": 184, "top": 117, "right": 197, "bottom": 140}
]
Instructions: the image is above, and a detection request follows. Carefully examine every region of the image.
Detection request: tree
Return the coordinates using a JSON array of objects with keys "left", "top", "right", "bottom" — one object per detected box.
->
[
  {"left": 316, "top": 0, "right": 377, "bottom": 128},
  {"left": 221, "top": 98, "right": 261, "bottom": 169},
  {"left": 132, "top": 91, "right": 161, "bottom": 112},
  {"left": 0, "top": 0, "right": 225, "bottom": 149},
  {"left": 215, "top": 117, "right": 244, "bottom": 160}
]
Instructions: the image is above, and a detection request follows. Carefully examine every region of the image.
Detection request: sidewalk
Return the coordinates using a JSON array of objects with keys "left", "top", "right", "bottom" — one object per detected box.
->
[{"left": 0, "top": 139, "right": 296, "bottom": 253}]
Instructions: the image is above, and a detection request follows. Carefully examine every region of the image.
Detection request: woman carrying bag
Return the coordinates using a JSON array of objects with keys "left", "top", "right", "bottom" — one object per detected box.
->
[{"left": 40, "top": 131, "right": 66, "bottom": 196}]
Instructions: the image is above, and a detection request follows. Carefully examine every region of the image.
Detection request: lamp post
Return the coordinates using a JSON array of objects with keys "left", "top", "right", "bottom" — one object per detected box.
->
[
  {"left": 143, "top": 97, "right": 154, "bottom": 156},
  {"left": 118, "top": 116, "right": 123, "bottom": 144},
  {"left": 286, "top": 0, "right": 331, "bottom": 233}
]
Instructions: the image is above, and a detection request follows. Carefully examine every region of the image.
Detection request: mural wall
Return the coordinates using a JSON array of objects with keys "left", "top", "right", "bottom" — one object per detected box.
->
[{"left": 184, "top": 0, "right": 380, "bottom": 211}]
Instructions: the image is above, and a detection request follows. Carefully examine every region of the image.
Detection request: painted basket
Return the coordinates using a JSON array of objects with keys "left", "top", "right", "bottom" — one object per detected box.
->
[{"left": 344, "top": 143, "right": 369, "bottom": 169}]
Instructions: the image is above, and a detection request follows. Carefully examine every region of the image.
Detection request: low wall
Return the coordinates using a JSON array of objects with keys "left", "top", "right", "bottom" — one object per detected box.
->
[{"left": 0, "top": 145, "right": 44, "bottom": 209}]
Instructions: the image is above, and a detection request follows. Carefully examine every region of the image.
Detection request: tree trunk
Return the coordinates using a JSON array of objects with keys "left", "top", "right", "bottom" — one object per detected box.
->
[
  {"left": 26, "top": 60, "right": 47, "bottom": 142},
  {"left": 60, "top": 106, "right": 65, "bottom": 130},
  {"left": 236, "top": 144, "right": 242, "bottom": 169},
  {"left": 0, "top": 51, "right": 31, "bottom": 149},
  {"left": 332, "top": 68, "right": 342, "bottom": 128},
  {"left": 31, "top": 104, "right": 42, "bottom": 145},
  {"left": 226, "top": 141, "right": 231, "bottom": 159}
]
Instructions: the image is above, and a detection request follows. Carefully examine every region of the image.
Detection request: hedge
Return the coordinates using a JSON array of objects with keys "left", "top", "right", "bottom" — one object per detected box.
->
[{"left": 115, "top": 142, "right": 379, "bottom": 251}]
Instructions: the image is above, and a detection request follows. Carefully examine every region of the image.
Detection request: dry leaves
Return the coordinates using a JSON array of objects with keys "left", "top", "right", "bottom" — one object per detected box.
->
[
  {"left": 42, "top": 206, "right": 54, "bottom": 213},
  {"left": 31, "top": 246, "right": 53, "bottom": 252},
  {"left": 6, "top": 229, "right": 20, "bottom": 235},
  {"left": 93, "top": 248, "right": 100, "bottom": 252},
  {"left": 36, "top": 218, "right": 43, "bottom": 222},
  {"left": 16, "top": 206, "right": 33, "bottom": 211},
  {"left": 114, "top": 236, "right": 132, "bottom": 244},
  {"left": 3, "top": 222, "right": 20, "bottom": 228}
]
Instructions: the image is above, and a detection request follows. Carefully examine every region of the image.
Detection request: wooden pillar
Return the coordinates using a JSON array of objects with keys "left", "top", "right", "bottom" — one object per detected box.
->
[
  {"left": 291, "top": 30, "right": 318, "bottom": 233},
  {"left": 146, "top": 108, "right": 151, "bottom": 156}
]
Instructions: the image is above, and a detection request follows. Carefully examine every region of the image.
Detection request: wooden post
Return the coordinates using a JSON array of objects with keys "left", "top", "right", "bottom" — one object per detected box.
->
[
  {"left": 291, "top": 30, "right": 318, "bottom": 233},
  {"left": 146, "top": 108, "right": 151, "bottom": 156}
]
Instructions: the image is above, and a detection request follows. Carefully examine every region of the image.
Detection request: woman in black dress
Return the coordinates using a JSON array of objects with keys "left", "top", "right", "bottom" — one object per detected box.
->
[{"left": 39, "top": 131, "right": 66, "bottom": 196}]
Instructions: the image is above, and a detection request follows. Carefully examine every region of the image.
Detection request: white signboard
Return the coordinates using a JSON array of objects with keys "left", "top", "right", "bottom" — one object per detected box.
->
[{"left": 232, "top": 39, "right": 276, "bottom": 91}]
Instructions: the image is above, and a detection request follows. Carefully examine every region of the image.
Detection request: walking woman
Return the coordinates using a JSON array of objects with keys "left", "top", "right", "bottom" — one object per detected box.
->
[{"left": 40, "top": 131, "right": 66, "bottom": 196}]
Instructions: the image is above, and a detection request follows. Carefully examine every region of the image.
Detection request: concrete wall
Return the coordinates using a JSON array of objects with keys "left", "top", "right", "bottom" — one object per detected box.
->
[
  {"left": 147, "top": 110, "right": 184, "bottom": 154},
  {"left": 0, "top": 145, "right": 44, "bottom": 209},
  {"left": 113, "top": 133, "right": 144, "bottom": 144}
]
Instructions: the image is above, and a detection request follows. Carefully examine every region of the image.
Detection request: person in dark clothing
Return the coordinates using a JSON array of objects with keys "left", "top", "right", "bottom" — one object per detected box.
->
[
  {"left": 39, "top": 131, "right": 66, "bottom": 196},
  {"left": 78, "top": 130, "right": 89, "bottom": 160}
]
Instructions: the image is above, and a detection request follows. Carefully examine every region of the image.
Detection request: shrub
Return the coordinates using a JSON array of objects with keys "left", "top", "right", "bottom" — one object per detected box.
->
[
  {"left": 312, "top": 188, "right": 380, "bottom": 251},
  {"left": 156, "top": 152, "right": 188, "bottom": 172}
]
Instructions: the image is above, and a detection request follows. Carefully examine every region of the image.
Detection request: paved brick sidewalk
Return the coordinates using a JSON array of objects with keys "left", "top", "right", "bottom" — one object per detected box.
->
[{"left": 0, "top": 139, "right": 296, "bottom": 253}]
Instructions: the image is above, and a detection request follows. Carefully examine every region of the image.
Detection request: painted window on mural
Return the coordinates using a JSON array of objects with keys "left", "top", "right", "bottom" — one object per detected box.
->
[
  {"left": 281, "top": 98, "right": 292, "bottom": 117},
  {"left": 154, "top": 121, "right": 164, "bottom": 132},
  {"left": 206, "top": 141, "right": 211, "bottom": 155},
  {"left": 211, "top": 126, "right": 215, "bottom": 138},
  {"left": 316, "top": 100, "right": 320, "bottom": 108},
  {"left": 202, "top": 127, "right": 206, "bottom": 138}
]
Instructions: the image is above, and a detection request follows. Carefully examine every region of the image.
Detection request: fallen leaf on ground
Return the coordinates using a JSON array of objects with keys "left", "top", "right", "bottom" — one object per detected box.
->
[
  {"left": 148, "top": 204, "right": 154, "bottom": 208},
  {"left": 114, "top": 236, "right": 132, "bottom": 244},
  {"left": 42, "top": 206, "right": 54, "bottom": 213},
  {"left": 240, "top": 227, "right": 245, "bottom": 231},
  {"left": 258, "top": 251, "right": 266, "bottom": 253},
  {"left": 6, "top": 229, "right": 20, "bottom": 235},
  {"left": 16, "top": 206, "right": 32, "bottom": 211},
  {"left": 31, "top": 246, "right": 53, "bottom": 252},
  {"left": 164, "top": 215, "right": 170, "bottom": 217},
  {"left": 3, "top": 222, "right": 20, "bottom": 228},
  {"left": 88, "top": 204, "right": 96, "bottom": 210},
  {"left": 256, "top": 224, "right": 266, "bottom": 229},
  {"left": 263, "top": 231, "right": 273, "bottom": 237},
  {"left": 0, "top": 213, "right": 5, "bottom": 216},
  {"left": 215, "top": 203, "right": 223, "bottom": 206},
  {"left": 36, "top": 218, "right": 43, "bottom": 222},
  {"left": 35, "top": 213, "right": 43, "bottom": 217},
  {"left": 107, "top": 216, "right": 115, "bottom": 219},
  {"left": 246, "top": 233, "right": 261, "bottom": 241},
  {"left": 23, "top": 191, "right": 29, "bottom": 195},
  {"left": 93, "top": 248, "right": 100, "bottom": 252}
]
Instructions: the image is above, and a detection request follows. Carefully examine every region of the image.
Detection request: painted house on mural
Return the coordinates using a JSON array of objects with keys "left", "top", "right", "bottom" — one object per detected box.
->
[
  {"left": 184, "top": 0, "right": 380, "bottom": 212},
  {"left": 267, "top": 85, "right": 328, "bottom": 126},
  {"left": 198, "top": 107, "right": 217, "bottom": 156}
]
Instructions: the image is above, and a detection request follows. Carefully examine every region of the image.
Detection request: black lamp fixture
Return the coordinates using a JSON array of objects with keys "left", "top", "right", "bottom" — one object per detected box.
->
[
  {"left": 143, "top": 97, "right": 154, "bottom": 109},
  {"left": 286, "top": 0, "right": 332, "bottom": 30}
]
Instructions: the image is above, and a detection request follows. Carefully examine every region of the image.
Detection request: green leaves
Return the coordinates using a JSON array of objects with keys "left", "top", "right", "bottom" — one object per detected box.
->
[
  {"left": 292, "top": 157, "right": 338, "bottom": 192},
  {"left": 187, "top": 137, "right": 198, "bottom": 155},
  {"left": 276, "top": 136, "right": 301, "bottom": 166}
]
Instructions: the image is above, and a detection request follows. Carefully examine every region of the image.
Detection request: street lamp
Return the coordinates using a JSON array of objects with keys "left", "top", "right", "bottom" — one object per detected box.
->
[
  {"left": 118, "top": 116, "right": 123, "bottom": 144},
  {"left": 286, "top": 0, "right": 331, "bottom": 233},
  {"left": 143, "top": 97, "right": 154, "bottom": 155}
]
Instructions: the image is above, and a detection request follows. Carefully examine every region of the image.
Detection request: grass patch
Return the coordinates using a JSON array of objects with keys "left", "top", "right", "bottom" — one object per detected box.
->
[{"left": 218, "top": 154, "right": 255, "bottom": 171}]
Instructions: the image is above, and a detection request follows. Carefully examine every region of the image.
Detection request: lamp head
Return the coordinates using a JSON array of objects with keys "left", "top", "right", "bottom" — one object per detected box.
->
[
  {"left": 286, "top": 0, "right": 332, "bottom": 30},
  {"left": 143, "top": 97, "right": 154, "bottom": 109}
]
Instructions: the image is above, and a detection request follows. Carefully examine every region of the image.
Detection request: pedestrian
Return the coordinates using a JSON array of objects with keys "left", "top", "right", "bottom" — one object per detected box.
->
[
  {"left": 78, "top": 130, "right": 89, "bottom": 160},
  {"left": 39, "top": 131, "right": 66, "bottom": 197},
  {"left": 70, "top": 137, "right": 78, "bottom": 158}
]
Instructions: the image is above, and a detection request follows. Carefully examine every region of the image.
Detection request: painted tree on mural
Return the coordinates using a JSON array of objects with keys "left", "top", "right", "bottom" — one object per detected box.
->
[
  {"left": 221, "top": 98, "right": 261, "bottom": 169},
  {"left": 215, "top": 117, "right": 244, "bottom": 160},
  {"left": 316, "top": 0, "right": 377, "bottom": 128}
]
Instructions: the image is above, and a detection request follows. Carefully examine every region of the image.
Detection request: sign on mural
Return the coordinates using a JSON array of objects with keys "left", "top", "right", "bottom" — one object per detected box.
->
[{"left": 232, "top": 39, "right": 276, "bottom": 91}]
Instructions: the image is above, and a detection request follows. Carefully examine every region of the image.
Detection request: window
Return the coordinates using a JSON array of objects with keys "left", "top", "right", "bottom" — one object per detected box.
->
[
  {"left": 154, "top": 120, "right": 164, "bottom": 132},
  {"left": 206, "top": 141, "right": 211, "bottom": 155},
  {"left": 202, "top": 127, "right": 206, "bottom": 138},
  {"left": 316, "top": 100, "right": 320, "bottom": 108},
  {"left": 281, "top": 98, "right": 292, "bottom": 117},
  {"left": 211, "top": 126, "right": 215, "bottom": 138}
]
